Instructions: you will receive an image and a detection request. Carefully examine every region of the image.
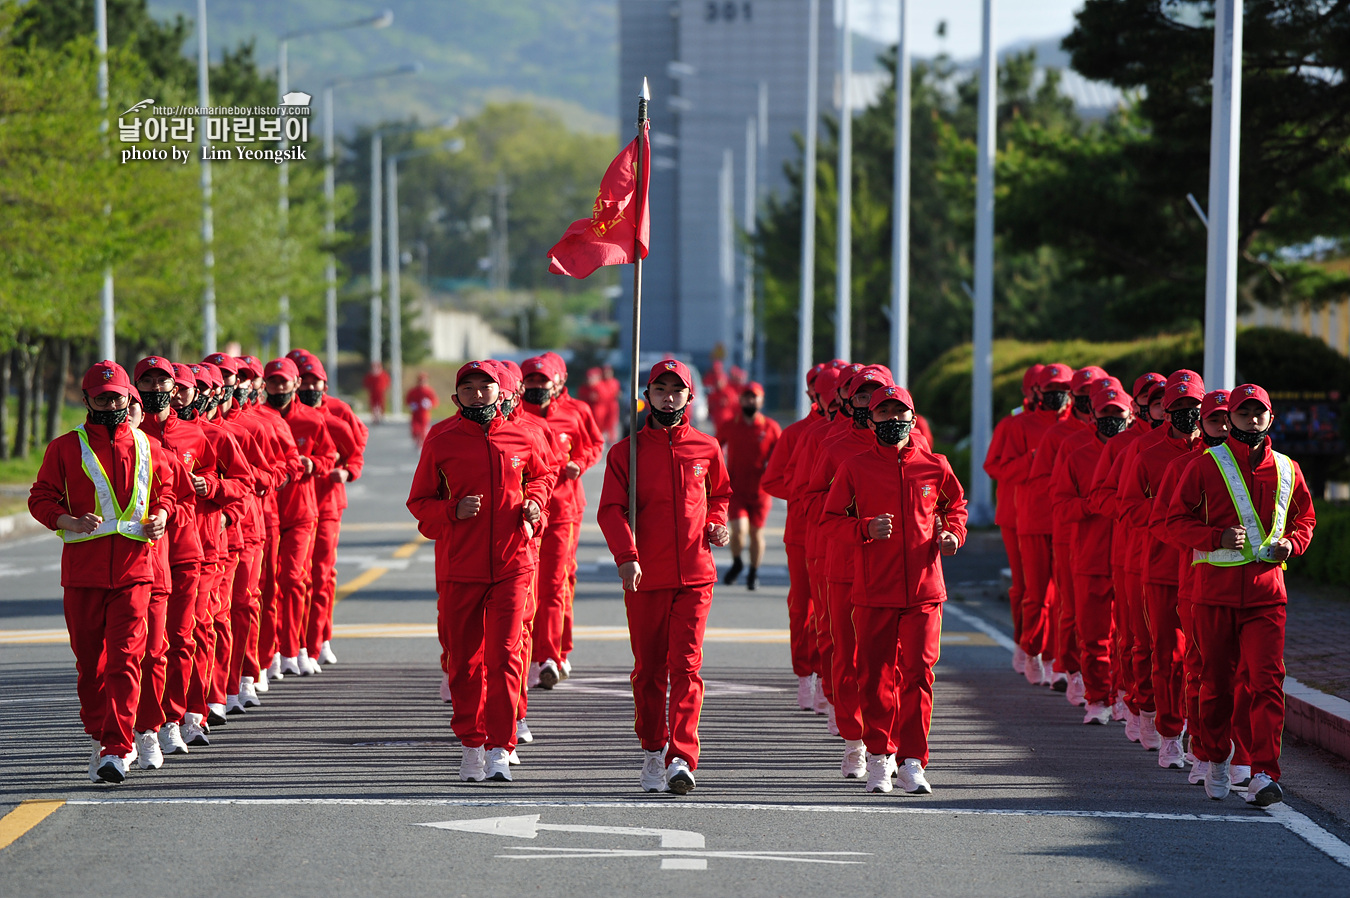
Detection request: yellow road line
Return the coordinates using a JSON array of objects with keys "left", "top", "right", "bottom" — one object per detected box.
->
[
  {"left": 332, "top": 535, "right": 425, "bottom": 605},
  {"left": 341, "top": 522, "right": 419, "bottom": 532},
  {"left": 391, "top": 535, "right": 430, "bottom": 559},
  {"left": 0, "top": 800, "right": 64, "bottom": 852}
]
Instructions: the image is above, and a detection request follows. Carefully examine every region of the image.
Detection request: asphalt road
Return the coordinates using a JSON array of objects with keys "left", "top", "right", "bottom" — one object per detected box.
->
[{"left": 3, "top": 421, "right": 1350, "bottom": 896}]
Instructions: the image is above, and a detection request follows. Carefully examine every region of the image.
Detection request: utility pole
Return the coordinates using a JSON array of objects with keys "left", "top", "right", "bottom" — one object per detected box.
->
[
  {"left": 197, "top": 0, "right": 216, "bottom": 353},
  {"left": 889, "top": 0, "right": 911, "bottom": 386},
  {"left": 1203, "top": 0, "right": 1243, "bottom": 389},
  {"left": 835, "top": 0, "right": 852, "bottom": 360},
  {"left": 797, "top": 0, "right": 821, "bottom": 417},
  {"left": 96, "top": 0, "right": 114, "bottom": 360},
  {"left": 969, "top": 0, "right": 997, "bottom": 526}
]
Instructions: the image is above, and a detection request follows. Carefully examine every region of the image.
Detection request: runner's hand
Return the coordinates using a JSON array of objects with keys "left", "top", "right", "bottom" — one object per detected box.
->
[
  {"left": 191, "top": 474, "right": 209, "bottom": 497},
  {"left": 1220, "top": 526, "right": 1245, "bottom": 550},
  {"left": 707, "top": 522, "right": 730, "bottom": 547},
  {"left": 522, "top": 499, "right": 541, "bottom": 526},
  {"left": 144, "top": 509, "right": 168, "bottom": 540},
  {"left": 938, "top": 530, "right": 959, "bottom": 555},
  {"left": 563, "top": 461, "right": 582, "bottom": 480},
  {"left": 868, "top": 514, "right": 894, "bottom": 540},
  {"left": 299, "top": 456, "right": 314, "bottom": 475},
  {"left": 619, "top": 561, "right": 642, "bottom": 592},
  {"left": 456, "top": 494, "right": 483, "bottom": 520},
  {"left": 329, "top": 468, "right": 350, "bottom": 483},
  {"left": 1266, "top": 538, "right": 1292, "bottom": 562},
  {"left": 58, "top": 512, "right": 102, "bottom": 534}
]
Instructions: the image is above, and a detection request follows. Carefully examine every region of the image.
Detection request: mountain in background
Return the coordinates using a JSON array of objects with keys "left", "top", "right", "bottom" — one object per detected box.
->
[{"left": 148, "top": 0, "right": 620, "bottom": 136}]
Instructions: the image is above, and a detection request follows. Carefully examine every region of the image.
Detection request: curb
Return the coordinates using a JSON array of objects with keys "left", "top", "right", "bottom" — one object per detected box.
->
[
  {"left": 1284, "top": 675, "right": 1350, "bottom": 764},
  {"left": 0, "top": 510, "right": 43, "bottom": 541}
]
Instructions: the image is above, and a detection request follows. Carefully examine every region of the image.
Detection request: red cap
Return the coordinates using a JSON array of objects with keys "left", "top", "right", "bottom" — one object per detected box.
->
[
  {"left": 297, "top": 355, "right": 329, "bottom": 383},
  {"left": 500, "top": 359, "right": 522, "bottom": 380},
  {"left": 1038, "top": 363, "right": 1072, "bottom": 391},
  {"left": 1091, "top": 385, "right": 1130, "bottom": 414},
  {"left": 806, "top": 362, "right": 827, "bottom": 386},
  {"left": 1164, "top": 369, "right": 1205, "bottom": 407},
  {"left": 1230, "top": 384, "right": 1272, "bottom": 413},
  {"left": 196, "top": 361, "right": 222, "bottom": 388},
  {"left": 81, "top": 360, "right": 132, "bottom": 397},
  {"left": 1071, "top": 366, "right": 1108, "bottom": 393},
  {"left": 488, "top": 361, "right": 520, "bottom": 394},
  {"left": 729, "top": 365, "right": 747, "bottom": 384},
  {"left": 869, "top": 384, "right": 915, "bottom": 413},
  {"left": 522, "top": 355, "right": 562, "bottom": 382},
  {"left": 132, "top": 355, "right": 175, "bottom": 383},
  {"left": 813, "top": 366, "right": 842, "bottom": 402},
  {"left": 456, "top": 360, "right": 499, "bottom": 386},
  {"left": 264, "top": 357, "right": 299, "bottom": 381},
  {"left": 844, "top": 364, "right": 894, "bottom": 396},
  {"left": 1022, "top": 364, "right": 1046, "bottom": 395},
  {"left": 1091, "top": 375, "right": 1123, "bottom": 397},
  {"left": 1148, "top": 381, "right": 1168, "bottom": 402},
  {"left": 1200, "top": 389, "right": 1231, "bottom": 418},
  {"left": 542, "top": 352, "right": 567, "bottom": 379},
  {"left": 741, "top": 381, "right": 765, "bottom": 397},
  {"left": 238, "top": 356, "right": 263, "bottom": 378},
  {"left": 1132, "top": 372, "right": 1165, "bottom": 400},
  {"left": 829, "top": 359, "right": 849, "bottom": 370},
  {"left": 647, "top": 358, "right": 693, "bottom": 393},
  {"left": 171, "top": 363, "right": 196, "bottom": 389},
  {"left": 285, "top": 348, "right": 314, "bottom": 366},
  {"left": 203, "top": 353, "right": 239, "bottom": 375}
]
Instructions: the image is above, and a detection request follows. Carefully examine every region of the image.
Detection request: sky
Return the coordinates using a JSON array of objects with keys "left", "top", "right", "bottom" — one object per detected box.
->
[{"left": 847, "top": 0, "right": 1086, "bottom": 60}]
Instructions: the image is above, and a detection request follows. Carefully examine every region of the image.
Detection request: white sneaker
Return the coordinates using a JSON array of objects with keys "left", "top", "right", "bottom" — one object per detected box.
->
[
  {"left": 158, "top": 722, "right": 189, "bottom": 755},
  {"left": 841, "top": 740, "right": 867, "bottom": 779},
  {"left": 136, "top": 730, "right": 164, "bottom": 769},
  {"left": 206, "top": 703, "right": 228, "bottom": 727},
  {"left": 240, "top": 677, "right": 261, "bottom": 708},
  {"left": 1124, "top": 711, "right": 1141, "bottom": 743},
  {"left": 527, "top": 662, "right": 541, "bottom": 689},
  {"left": 298, "top": 648, "right": 320, "bottom": 675},
  {"left": 440, "top": 672, "right": 452, "bottom": 703},
  {"left": 88, "top": 740, "right": 102, "bottom": 782},
  {"left": 1231, "top": 764, "right": 1252, "bottom": 788},
  {"left": 1139, "top": 711, "right": 1162, "bottom": 751},
  {"left": 812, "top": 677, "right": 829, "bottom": 714},
  {"left": 507, "top": 748, "right": 521, "bottom": 766},
  {"left": 319, "top": 640, "right": 338, "bottom": 665},
  {"left": 516, "top": 719, "right": 534, "bottom": 744},
  {"left": 459, "top": 745, "right": 486, "bottom": 782},
  {"left": 537, "top": 659, "right": 560, "bottom": 689},
  {"left": 1082, "top": 702, "right": 1112, "bottom": 725},
  {"left": 559, "top": 658, "right": 572, "bottom": 680},
  {"left": 896, "top": 757, "right": 932, "bottom": 794},
  {"left": 97, "top": 753, "right": 129, "bottom": 784},
  {"left": 225, "top": 694, "right": 247, "bottom": 716},
  {"left": 641, "top": 749, "right": 668, "bottom": 793},
  {"left": 1012, "top": 645, "right": 1027, "bottom": 675},
  {"left": 1189, "top": 759, "right": 1209, "bottom": 786},
  {"left": 182, "top": 718, "right": 210, "bottom": 747},
  {"left": 1158, "top": 736, "right": 1186, "bottom": 769},
  {"left": 1205, "top": 743, "right": 1236, "bottom": 800},
  {"left": 827, "top": 702, "right": 839, "bottom": 737},
  {"left": 1111, "top": 693, "right": 1127, "bottom": 722},
  {"left": 1244, "top": 773, "right": 1283, "bottom": 807},
  {"left": 1023, "top": 653, "right": 1045, "bottom": 686},
  {"left": 667, "top": 757, "right": 696, "bottom": 795},
  {"left": 1049, "top": 670, "right": 1068, "bottom": 691},
  {"left": 865, "top": 754, "right": 894, "bottom": 793},
  {"left": 1066, "top": 672, "right": 1085, "bottom": 707},
  {"left": 254, "top": 670, "right": 270, "bottom": 693},
  {"left": 485, "top": 747, "right": 512, "bottom": 781},
  {"left": 267, "top": 653, "right": 284, "bottom": 681},
  {"left": 798, "top": 676, "right": 814, "bottom": 711},
  {"left": 280, "top": 655, "right": 303, "bottom": 677},
  {"left": 886, "top": 754, "right": 899, "bottom": 779}
]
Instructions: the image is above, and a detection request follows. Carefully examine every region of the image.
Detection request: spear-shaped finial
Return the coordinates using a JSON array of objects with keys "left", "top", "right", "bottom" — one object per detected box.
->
[{"left": 641, "top": 76, "right": 650, "bottom": 101}]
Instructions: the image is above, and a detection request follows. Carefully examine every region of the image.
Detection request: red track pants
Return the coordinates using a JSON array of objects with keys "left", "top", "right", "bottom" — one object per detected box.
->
[
  {"left": 257, "top": 531, "right": 280, "bottom": 663},
  {"left": 1018, "top": 533, "right": 1056, "bottom": 660},
  {"left": 209, "top": 554, "right": 239, "bottom": 704},
  {"left": 1073, "top": 574, "right": 1115, "bottom": 706},
  {"left": 230, "top": 542, "right": 264, "bottom": 684},
  {"left": 1000, "top": 526, "right": 1025, "bottom": 644},
  {"left": 1053, "top": 540, "right": 1078, "bottom": 674},
  {"left": 809, "top": 554, "right": 833, "bottom": 702},
  {"left": 1191, "top": 602, "right": 1284, "bottom": 780},
  {"left": 530, "top": 520, "right": 575, "bottom": 665},
  {"left": 134, "top": 587, "right": 170, "bottom": 733},
  {"left": 853, "top": 601, "right": 943, "bottom": 763},
  {"left": 65, "top": 584, "right": 150, "bottom": 757},
  {"left": 276, "top": 520, "right": 317, "bottom": 658},
  {"left": 624, "top": 583, "right": 713, "bottom": 769},
  {"left": 440, "top": 572, "right": 530, "bottom": 751},
  {"left": 1144, "top": 582, "right": 1186, "bottom": 738},
  {"left": 187, "top": 559, "right": 221, "bottom": 716},
  {"left": 1110, "top": 565, "right": 1133, "bottom": 701},
  {"left": 1126, "top": 569, "right": 1154, "bottom": 714},
  {"left": 785, "top": 542, "right": 819, "bottom": 677},
  {"left": 561, "top": 522, "right": 581, "bottom": 661},
  {"left": 827, "top": 579, "right": 864, "bottom": 742},
  {"left": 306, "top": 517, "right": 340, "bottom": 656}
]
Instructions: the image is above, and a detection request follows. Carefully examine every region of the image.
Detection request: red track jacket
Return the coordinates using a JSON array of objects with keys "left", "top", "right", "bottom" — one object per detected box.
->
[
  {"left": 760, "top": 409, "right": 822, "bottom": 546},
  {"left": 1003, "top": 408, "right": 1065, "bottom": 536},
  {"left": 1026, "top": 414, "right": 1093, "bottom": 544},
  {"left": 805, "top": 422, "right": 876, "bottom": 582},
  {"left": 1119, "top": 430, "right": 1205, "bottom": 587},
  {"left": 260, "top": 400, "right": 333, "bottom": 526},
  {"left": 1049, "top": 429, "right": 1112, "bottom": 577},
  {"left": 523, "top": 396, "right": 602, "bottom": 525}
]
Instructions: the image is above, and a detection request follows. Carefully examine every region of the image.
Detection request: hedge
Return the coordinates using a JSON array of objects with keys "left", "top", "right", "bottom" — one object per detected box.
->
[{"left": 1297, "top": 500, "right": 1350, "bottom": 590}]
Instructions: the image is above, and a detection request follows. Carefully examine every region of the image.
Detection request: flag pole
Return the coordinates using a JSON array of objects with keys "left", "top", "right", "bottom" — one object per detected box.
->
[{"left": 629, "top": 78, "right": 650, "bottom": 534}]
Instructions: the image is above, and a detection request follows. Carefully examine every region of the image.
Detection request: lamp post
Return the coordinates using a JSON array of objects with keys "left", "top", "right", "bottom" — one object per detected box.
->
[
  {"left": 798, "top": 0, "right": 821, "bottom": 417},
  {"left": 276, "top": 8, "right": 393, "bottom": 355},
  {"left": 321, "top": 63, "right": 419, "bottom": 381},
  {"left": 95, "top": 0, "right": 114, "bottom": 360},
  {"left": 970, "top": 0, "right": 997, "bottom": 525},
  {"left": 197, "top": 0, "right": 216, "bottom": 353},
  {"left": 1203, "top": 0, "right": 1243, "bottom": 389},
  {"left": 890, "top": 0, "right": 911, "bottom": 386},
  {"left": 835, "top": 0, "right": 852, "bottom": 360}
]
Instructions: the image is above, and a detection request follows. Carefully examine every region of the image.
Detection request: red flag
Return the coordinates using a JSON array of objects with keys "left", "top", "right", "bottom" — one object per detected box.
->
[{"left": 547, "top": 122, "right": 650, "bottom": 279}]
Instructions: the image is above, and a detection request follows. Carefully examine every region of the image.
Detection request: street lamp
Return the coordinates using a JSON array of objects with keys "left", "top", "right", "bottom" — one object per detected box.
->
[
  {"left": 322, "top": 62, "right": 419, "bottom": 381},
  {"left": 275, "top": 8, "right": 393, "bottom": 356},
  {"left": 385, "top": 139, "right": 464, "bottom": 414}
]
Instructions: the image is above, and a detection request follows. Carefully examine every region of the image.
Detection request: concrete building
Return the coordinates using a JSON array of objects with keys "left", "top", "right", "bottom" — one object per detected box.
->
[{"left": 618, "top": 0, "right": 837, "bottom": 370}]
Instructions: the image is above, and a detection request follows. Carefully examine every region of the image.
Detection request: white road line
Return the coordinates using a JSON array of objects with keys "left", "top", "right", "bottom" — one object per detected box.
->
[
  {"left": 943, "top": 603, "right": 1018, "bottom": 652},
  {"left": 1263, "top": 803, "right": 1350, "bottom": 869}
]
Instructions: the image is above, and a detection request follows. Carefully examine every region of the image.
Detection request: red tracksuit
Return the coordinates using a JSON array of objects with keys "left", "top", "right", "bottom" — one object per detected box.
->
[
  {"left": 1165, "top": 437, "right": 1316, "bottom": 780},
  {"left": 983, "top": 407, "right": 1028, "bottom": 642},
  {"left": 556, "top": 390, "right": 604, "bottom": 662},
  {"left": 821, "top": 440, "right": 968, "bottom": 763},
  {"left": 717, "top": 412, "right": 782, "bottom": 528},
  {"left": 29, "top": 422, "right": 175, "bottom": 758},
  {"left": 1050, "top": 430, "right": 1114, "bottom": 705},
  {"left": 804, "top": 421, "right": 876, "bottom": 742},
  {"left": 1007, "top": 408, "right": 1065, "bottom": 660},
  {"left": 761, "top": 409, "right": 824, "bottom": 679},
  {"left": 309, "top": 412, "right": 360, "bottom": 657},
  {"left": 597, "top": 418, "right": 731, "bottom": 770},
  {"left": 134, "top": 450, "right": 192, "bottom": 734},
  {"left": 260, "top": 400, "right": 334, "bottom": 659},
  {"left": 407, "top": 413, "right": 555, "bottom": 751},
  {"left": 217, "top": 405, "right": 272, "bottom": 685},
  {"left": 407, "top": 385, "right": 438, "bottom": 441}
]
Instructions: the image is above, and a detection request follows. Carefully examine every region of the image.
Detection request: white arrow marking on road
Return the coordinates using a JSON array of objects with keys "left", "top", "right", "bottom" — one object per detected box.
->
[{"left": 419, "top": 813, "right": 704, "bottom": 848}]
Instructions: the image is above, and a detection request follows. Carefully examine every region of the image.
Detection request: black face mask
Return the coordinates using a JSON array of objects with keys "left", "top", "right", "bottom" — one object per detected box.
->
[
  {"left": 1228, "top": 421, "right": 1269, "bottom": 448},
  {"left": 265, "top": 391, "right": 292, "bottom": 410},
  {"left": 1073, "top": 394, "right": 1093, "bottom": 416},
  {"left": 297, "top": 389, "right": 324, "bottom": 408},
  {"left": 460, "top": 403, "right": 497, "bottom": 425},
  {"left": 1169, "top": 407, "right": 1201, "bottom": 434},
  {"left": 175, "top": 405, "right": 198, "bottom": 421},
  {"left": 1042, "top": 391, "right": 1069, "bottom": 412},
  {"left": 1203, "top": 431, "right": 1229, "bottom": 447},
  {"left": 649, "top": 405, "right": 685, "bottom": 427},
  {"left": 741, "top": 404, "right": 758, "bottom": 418},
  {"left": 874, "top": 419, "right": 914, "bottom": 446},
  {"left": 851, "top": 404, "right": 871, "bottom": 427},
  {"left": 140, "top": 390, "right": 172, "bottom": 414},
  {"left": 1096, "top": 416, "right": 1129, "bottom": 439},
  {"left": 500, "top": 398, "right": 517, "bottom": 418},
  {"left": 89, "top": 407, "right": 128, "bottom": 427},
  {"left": 234, "top": 387, "right": 250, "bottom": 405},
  {"left": 522, "top": 387, "right": 550, "bottom": 406},
  {"left": 1149, "top": 414, "right": 1166, "bottom": 429}
]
